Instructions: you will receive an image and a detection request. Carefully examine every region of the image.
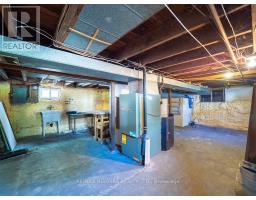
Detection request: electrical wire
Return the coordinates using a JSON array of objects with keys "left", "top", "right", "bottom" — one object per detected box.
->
[
  {"left": 8, "top": 4, "right": 236, "bottom": 86},
  {"left": 164, "top": 4, "right": 234, "bottom": 73},
  {"left": 9, "top": 5, "right": 173, "bottom": 78},
  {"left": 7, "top": 8, "right": 172, "bottom": 82},
  {"left": 221, "top": 4, "right": 241, "bottom": 58},
  {"left": 192, "top": 5, "right": 240, "bottom": 58}
]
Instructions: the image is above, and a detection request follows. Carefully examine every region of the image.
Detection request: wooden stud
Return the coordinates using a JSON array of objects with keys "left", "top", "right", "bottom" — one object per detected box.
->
[{"left": 85, "top": 28, "right": 100, "bottom": 51}]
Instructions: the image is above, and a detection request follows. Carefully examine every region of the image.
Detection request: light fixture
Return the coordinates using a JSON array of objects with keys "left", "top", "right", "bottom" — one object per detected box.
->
[
  {"left": 224, "top": 72, "right": 233, "bottom": 79},
  {"left": 246, "top": 56, "right": 256, "bottom": 69}
]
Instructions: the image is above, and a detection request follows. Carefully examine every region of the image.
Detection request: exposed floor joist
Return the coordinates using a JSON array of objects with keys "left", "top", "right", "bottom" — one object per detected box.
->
[
  {"left": 54, "top": 5, "right": 84, "bottom": 45},
  {"left": 105, "top": 5, "right": 249, "bottom": 62},
  {"left": 131, "top": 8, "right": 251, "bottom": 65},
  {"left": 148, "top": 30, "right": 251, "bottom": 70}
]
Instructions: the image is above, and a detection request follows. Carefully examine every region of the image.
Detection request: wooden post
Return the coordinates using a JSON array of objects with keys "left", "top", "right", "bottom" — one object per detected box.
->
[{"left": 245, "top": 83, "right": 256, "bottom": 164}]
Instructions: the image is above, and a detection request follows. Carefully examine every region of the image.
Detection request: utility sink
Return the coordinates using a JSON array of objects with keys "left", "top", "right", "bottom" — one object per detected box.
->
[
  {"left": 41, "top": 110, "right": 61, "bottom": 122},
  {"left": 40, "top": 110, "right": 61, "bottom": 137}
]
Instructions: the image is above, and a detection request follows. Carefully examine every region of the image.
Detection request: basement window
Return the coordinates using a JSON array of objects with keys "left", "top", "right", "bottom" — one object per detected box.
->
[
  {"left": 200, "top": 89, "right": 225, "bottom": 103},
  {"left": 39, "top": 87, "right": 61, "bottom": 100},
  {"left": 212, "top": 89, "right": 225, "bottom": 102},
  {"left": 200, "top": 94, "right": 211, "bottom": 102}
]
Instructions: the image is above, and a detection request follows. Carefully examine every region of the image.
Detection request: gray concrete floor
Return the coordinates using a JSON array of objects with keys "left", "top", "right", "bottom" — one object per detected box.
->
[{"left": 0, "top": 125, "right": 246, "bottom": 195}]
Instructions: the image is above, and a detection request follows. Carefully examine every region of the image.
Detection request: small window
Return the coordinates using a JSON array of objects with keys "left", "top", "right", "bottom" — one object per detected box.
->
[
  {"left": 40, "top": 88, "right": 50, "bottom": 99},
  {"left": 200, "top": 88, "right": 225, "bottom": 103},
  {"left": 50, "top": 89, "right": 60, "bottom": 99},
  {"left": 212, "top": 89, "right": 225, "bottom": 102},
  {"left": 200, "top": 94, "right": 211, "bottom": 102},
  {"left": 39, "top": 87, "right": 60, "bottom": 100}
]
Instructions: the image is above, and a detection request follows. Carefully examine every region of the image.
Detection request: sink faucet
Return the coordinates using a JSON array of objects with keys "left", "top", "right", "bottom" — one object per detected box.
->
[{"left": 47, "top": 105, "right": 54, "bottom": 110}]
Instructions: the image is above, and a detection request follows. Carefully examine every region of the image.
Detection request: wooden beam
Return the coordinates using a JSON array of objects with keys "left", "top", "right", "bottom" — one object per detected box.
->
[
  {"left": 85, "top": 28, "right": 100, "bottom": 51},
  {"left": 69, "top": 28, "right": 111, "bottom": 46},
  {"left": 148, "top": 30, "right": 252, "bottom": 70},
  {"left": 178, "top": 68, "right": 256, "bottom": 81},
  {"left": 0, "top": 63, "right": 126, "bottom": 84},
  {"left": 252, "top": 4, "right": 256, "bottom": 53},
  {"left": 109, "top": 7, "right": 208, "bottom": 61},
  {"left": 132, "top": 8, "right": 251, "bottom": 65},
  {"left": 174, "top": 68, "right": 230, "bottom": 79},
  {"left": 172, "top": 65, "right": 224, "bottom": 77},
  {"left": 208, "top": 4, "right": 238, "bottom": 65},
  {"left": 164, "top": 54, "right": 231, "bottom": 73},
  {"left": 108, "top": 4, "right": 249, "bottom": 61},
  {"left": 54, "top": 5, "right": 84, "bottom": 44},
  {"left": 160, "top": 43, "right": 252, "bottom": 74},
  {"left": 0, "top": 69, "right": 8, "bottom": 80}
]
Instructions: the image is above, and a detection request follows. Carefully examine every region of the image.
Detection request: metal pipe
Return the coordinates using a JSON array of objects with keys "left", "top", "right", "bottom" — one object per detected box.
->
[
  {"left": 110, "top": 82, "right": 116, "bottom": 151},
  {"left": 208, "top": 5, "right": 238, "bottom": 65},
  {"left": 143, "top": 67, "right": 147, "bottom": 134},
  {"left": 142, "top": 66, "right": 149, "bottom": 166},
  {"left": 167, "top": 88, "right": 172, "bottom": 117}
]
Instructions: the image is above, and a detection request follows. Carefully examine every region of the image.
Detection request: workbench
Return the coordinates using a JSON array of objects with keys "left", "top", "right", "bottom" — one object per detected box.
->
[{"left": 66, "top": 111, "right": 108, "bottom": 133}]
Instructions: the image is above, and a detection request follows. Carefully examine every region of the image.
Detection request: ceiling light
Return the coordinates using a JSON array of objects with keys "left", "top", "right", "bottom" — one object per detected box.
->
[
  {"left": 246, "top": 56, "right": 256, "bottom": 69},
  {"left": 224, "top": 72, "right": 233, "bottom": 79}
]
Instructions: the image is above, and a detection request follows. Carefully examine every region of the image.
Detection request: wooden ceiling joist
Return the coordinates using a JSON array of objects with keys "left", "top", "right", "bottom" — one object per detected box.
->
[
  {"left": 148, "top": 30, "right": 252, "bottom": 70},
  {"left": 110, "top": 6, "right": 208, "bottom": 61},
  {"left": 164, "top": 54, "right": 231, "bottom": 73},
  {"left": 54, "top": 5, "right": 84, "bottom": 45},
  {"left": 208, "top": 5, "right": 239, "bottom": 65},
  {"left": 175, "top": 69, "right": 229, "bottom": 80},
  {"left": 131, "top": 9, "right": 251, "bottom": 65},
  {"left": 171, "top": 65, "right": 224, "bottom": 77},
  {"left": 0, "top": 63, "right": 117, "bottom": 84},
  {"left": 106, "top": 4, "right": 249, "bottom": 62},
  {"left": 157, "top": 43, "right": 252, "bottom": 74},
  {"left": 181, "top": 69, "right": 256, "bottom": 81}
]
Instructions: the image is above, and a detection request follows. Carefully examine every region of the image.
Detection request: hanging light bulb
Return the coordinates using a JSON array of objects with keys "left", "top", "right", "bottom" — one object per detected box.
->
[
  {"left": 246, "top": 56, "right": 256, "bottom": 69},
  {"left": 224, "top": 72, "right": 233, "bottom": 79}
]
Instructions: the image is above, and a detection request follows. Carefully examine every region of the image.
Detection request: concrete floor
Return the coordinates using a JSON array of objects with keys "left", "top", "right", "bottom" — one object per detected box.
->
[{"left": 0, "top": 125, "right": 246, "bottom": 195}]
